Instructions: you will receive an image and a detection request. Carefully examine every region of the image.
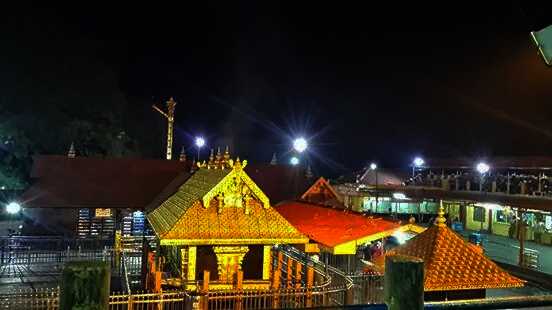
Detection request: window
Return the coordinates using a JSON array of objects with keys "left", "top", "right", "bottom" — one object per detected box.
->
[
  {"left": 473, "top": 207, "right": 486, "bottom": 222},
  {"left": 495, "top": 210, "right": 510, "bottom": 223}
]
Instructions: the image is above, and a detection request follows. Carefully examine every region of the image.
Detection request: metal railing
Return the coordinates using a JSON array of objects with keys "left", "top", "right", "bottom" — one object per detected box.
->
[{"left": 0, "top": 288, "right": 189, "bottom": 310}]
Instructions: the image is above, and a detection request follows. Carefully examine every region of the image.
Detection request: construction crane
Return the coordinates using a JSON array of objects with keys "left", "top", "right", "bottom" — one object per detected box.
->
[{"left": 152, "top": 97, "right": 177, "bottom": 160}]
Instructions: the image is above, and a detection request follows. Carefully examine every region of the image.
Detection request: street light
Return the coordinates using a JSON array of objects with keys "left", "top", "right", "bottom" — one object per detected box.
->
[
  {"left": 476, "top": 162, "right": 490, "bottom": 191},
  {"left": 195, "top": 137, "right": 205, "bottom": 161},
  {"left": 412, "top": 157, "right": 424, "bottom": 177},
  {"left": 370, "top": 163, "right": 379, "bottom": 213},
  {"left": 6, "top": 202, "right": 21, "bottom": 214},
  {"left": 293, "top": 137, "right": 308, "bottom": 153},
  {"left": 290, "top": 156, "right": 300, "bottom": 166}
]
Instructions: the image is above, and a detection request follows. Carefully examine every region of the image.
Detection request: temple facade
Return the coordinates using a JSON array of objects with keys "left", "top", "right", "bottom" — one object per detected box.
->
[{"left": 147, "top": 155, "right": 308, "bottom": 290}]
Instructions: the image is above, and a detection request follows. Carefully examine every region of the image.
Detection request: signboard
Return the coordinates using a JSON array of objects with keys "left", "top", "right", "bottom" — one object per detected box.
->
[
  {"left": 95, "top": 208, "right": 112, "bottom": 218},
  {"left": 531, "top": 25, "right": 552, "bottom": 66},
  {"left": 304, "top": 243, "right": 320, "bottom": 253}
]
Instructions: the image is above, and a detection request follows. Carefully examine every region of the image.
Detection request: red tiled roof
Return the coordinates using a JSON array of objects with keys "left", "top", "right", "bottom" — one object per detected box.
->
[
  {"left": 245, "top": 164, "right": 311, "bottom": 203},
  {"left": 20, "top": 155, "right": 190, "bottom": 209},
  {"left": 387, "top": 223, "right": 525, "bottom": 291},
  {"left": 275, "top": 201, "right": 400, "bottom": 248}
]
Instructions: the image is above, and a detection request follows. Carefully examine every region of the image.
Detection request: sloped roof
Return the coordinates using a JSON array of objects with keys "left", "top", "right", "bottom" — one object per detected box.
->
[
  {"left": 275, "top": 201, "right": 400, "bottom": 248},
  {"left": 147, "top": 168, "right": 230, "bottom": 237},
  {"left": 147, "top": 161, "right": 308, "bottom": 246},
  {"left": 21, "top": 155, "right": 190, "bottom": 209},
  {"left": 245, "top": 164, "right": 311, "bottom": 203},
  {"left": 388, "top": 212, "right": 525, "bottom": 291},
  {"left": 300, "top": 177, "right": 344, "bottom": 208}
]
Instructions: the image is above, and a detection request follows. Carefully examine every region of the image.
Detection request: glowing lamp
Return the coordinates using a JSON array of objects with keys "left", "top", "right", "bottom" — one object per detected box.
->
[
  {"left": 195, "top": 137, "right": 205, "bottom": 148},
  {"left": 369, "top": 163, "right": 377, "bottom": 170},
  {"left": 476, "top": 162, "right": 490, "bottom": 174},
  {"left": 290, "top": 156, "right": 300, "bottom": 166},
  {"left": 413, "top": 157, "right": 424, "bottom": 167},
  {"left": 293, "top": 137, "right": 308, "bottom": 153},
  {"left": 392, "top": 192, "right": 408, "bottom": 200},
  {"left": 6, "top": 202, "right": 21, "bottom": 214}
]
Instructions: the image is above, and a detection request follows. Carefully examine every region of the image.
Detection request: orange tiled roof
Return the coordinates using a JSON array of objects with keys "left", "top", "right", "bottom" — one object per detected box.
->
[
  {"left": 387, "top": 221, "right": 525, "bottom": 291},
  {"left": 275, "top": 201, "right": 400, "bottom": 248}
]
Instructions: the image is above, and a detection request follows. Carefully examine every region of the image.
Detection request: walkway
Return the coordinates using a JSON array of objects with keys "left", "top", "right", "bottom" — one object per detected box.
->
[{"left": 459, "top": 230, "right": 552, "bottom": 275}]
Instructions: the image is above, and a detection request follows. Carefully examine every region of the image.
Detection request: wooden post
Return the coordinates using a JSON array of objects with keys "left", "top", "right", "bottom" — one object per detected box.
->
[
  {"left": 518, "top": 209, "right": 526, "bottom": 267},
  {"left": 235, "top": 271, "right": 243, "bottom": 310},
  {"left": 202, "top": 270, "right": 210, "bottom": 292},
  {"left": 272, "top": 269, "right": 281, "bottom": 309},
  {"left": 384, "top": 254, "right": 424, "bottom": 310},
  {"left": 286, "top": 257, "right": 293, "bottom": 288},
  {"left": 306, "top": 266, "right": 314, "bottom": 307},
  {"left": 294, "top": 261, "right": 302, "bottom": 288}
]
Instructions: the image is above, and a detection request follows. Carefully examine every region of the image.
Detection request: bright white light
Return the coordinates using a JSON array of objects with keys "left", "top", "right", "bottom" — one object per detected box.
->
[
  {"left": 392, "top": 192, "right": 408, "bottom": 200},
  {"left": 293, "top": 137, "right": 308, "bottom": 153},
  {"left": 290, "top": 156, "right": 300, "bottom": 166},
  {"left": 476, "top": 162, "right": 490, "bottom": 174},
  {"left": 413, "top": 157, "right": 424, "bottom": 167},
  {"left": 369, "top": 163, "right": 377, "bottom": 170},
  {"left": 476, "top": 203, "right": 502, "bottom": 210},
  {"left": 195, "top": 137, "right": 205, "bottom": 148},
  {"left": 6, "top": 202, "right": 21, "bottom": 214},
  {"left": 392, "top": 231, "right": 408, "bottom": 245}
]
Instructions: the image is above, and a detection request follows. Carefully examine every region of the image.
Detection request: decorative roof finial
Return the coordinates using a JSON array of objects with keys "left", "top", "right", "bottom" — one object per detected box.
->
[
  {"left": 208, "top": 148, "right": 215, "bottom": 168},
  {"left": 190, "top": 158, "right": 197, "bottom": 172},
  {"left": 224, "top": 146, "right": 230, "bottom": 160},
  {"left": 179, "top": 146, "right": 186, "bottom": 162},
  {"left": 435, "top": 200, "right": 447, "bottom": 226},
  {"left": 68, "top": 142, "right": 76, "bottom": 158},
  {"left": 306, "top": 164, "right": 313, "bottom": 178},
  {"left": 270, "top": 153, "right": 277, "bottom": 165},
  {"left": 215, "top": 146, "right": 222, "bottom": 166}
]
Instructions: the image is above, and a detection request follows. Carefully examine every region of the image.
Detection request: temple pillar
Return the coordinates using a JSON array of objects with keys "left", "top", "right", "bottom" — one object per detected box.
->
[
  {"left": 188, "top": 246, "right": 197, "bottom": 282},
  {"left": 213, "top": 246, "right": 249, "bottom": 282},
  {"left": 262, "top": 245, "right": 271, "bottom": 280}
]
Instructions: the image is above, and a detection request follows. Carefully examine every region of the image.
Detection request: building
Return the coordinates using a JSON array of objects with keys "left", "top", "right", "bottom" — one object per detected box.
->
[
  {"left": 384, "top": 203, "right": 525, "bottom": 301},
  {"left": 18, "top": 147, "right": 310, "bottom": 239},
  {"left": 19, "top": 155, "right": 191, "bottom": 237},
  {"left": 147, "top": 157, "right": 308, "bottom": 290}
]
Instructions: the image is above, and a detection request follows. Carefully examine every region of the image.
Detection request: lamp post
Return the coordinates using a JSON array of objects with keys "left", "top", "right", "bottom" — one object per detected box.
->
[
  {"left": 195, "top": 137, "right": 205, "bottom": 161},
  {"left": 370, "top": 163, "right": 378, "bottom": 212},
  {"left": 476, "top": 162, "right": 490, "bottom": 232},
  {"left": 476, "top": 162, "right": 490, "bottom": 191},
  {"left": 412, "top": 157, "right": 424, "bottom": 178},
  {"left": 5, "top": 202, "right": 21, "bottom": 237}
]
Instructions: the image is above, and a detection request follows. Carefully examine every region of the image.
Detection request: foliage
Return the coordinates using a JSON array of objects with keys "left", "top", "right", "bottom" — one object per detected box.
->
[
  {"left": 0, "top": 21, "right": 145, "bottom": 189},
  {"left": 60, "top": 261, "right": 110, "bottom": 310}
]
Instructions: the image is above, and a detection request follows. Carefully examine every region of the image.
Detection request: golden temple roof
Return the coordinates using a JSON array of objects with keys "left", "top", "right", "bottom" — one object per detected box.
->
[
  {"left": 147, "top": 158, "right": 308, "bottom": 246},
  {"left": 387, "top": 204, "right": 525, "bottom": 292}
]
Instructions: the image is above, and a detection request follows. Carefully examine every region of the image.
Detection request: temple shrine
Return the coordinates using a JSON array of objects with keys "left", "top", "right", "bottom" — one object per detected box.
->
[
  {"left": 383, "top": 202, "right": 525, "bottom": 301},
  {"left": 147, "top": 150, "right": 308, "bottom": 290}
]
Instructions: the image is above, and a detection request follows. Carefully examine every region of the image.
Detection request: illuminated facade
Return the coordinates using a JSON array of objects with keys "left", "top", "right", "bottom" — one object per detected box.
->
[{"left": 147, "top": 153, "right": 308, "bottom": 290}]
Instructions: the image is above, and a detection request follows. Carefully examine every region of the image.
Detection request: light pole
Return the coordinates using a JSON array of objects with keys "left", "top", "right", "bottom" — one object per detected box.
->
[
  {"left": 370, "top": 163, "right": 378, "bottom": 212},
  {"left": 412, "top": 157, "right": 424, "bottom": 178},
  {"left": 476, "top": 162, "right": 490, "bottom": 232},
  {"left": 5, "top": 202, "right": 21, "bottom": 237},
  {"left": 476, "top": 162, "right": 490, "bottom": 191},
  {"left": 195, "top": 137, "right": 205, "bottom": 161}
]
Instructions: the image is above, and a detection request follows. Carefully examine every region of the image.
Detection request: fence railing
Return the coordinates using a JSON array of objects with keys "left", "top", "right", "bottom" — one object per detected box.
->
[{"left": 0, "top": 288, "right": 189, "bottom": 310}]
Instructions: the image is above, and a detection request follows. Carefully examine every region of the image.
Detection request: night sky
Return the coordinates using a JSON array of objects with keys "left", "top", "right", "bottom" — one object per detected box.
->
[{"left": 5, "top": 2, "right": 552, "bottom": 177}]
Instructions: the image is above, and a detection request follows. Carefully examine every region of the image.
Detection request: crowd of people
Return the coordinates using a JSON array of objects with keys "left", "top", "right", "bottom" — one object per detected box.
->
[{"left": 405, "top": 170, "right": 552, "bottom": 196}]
